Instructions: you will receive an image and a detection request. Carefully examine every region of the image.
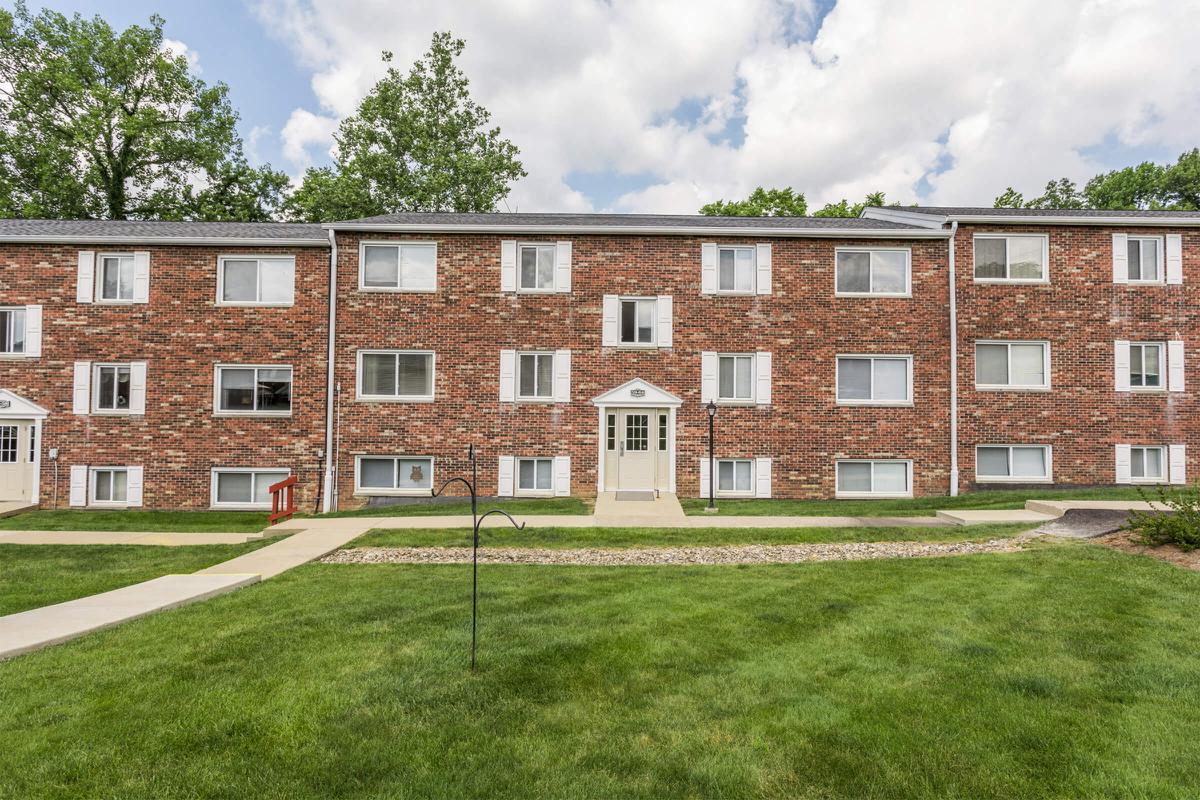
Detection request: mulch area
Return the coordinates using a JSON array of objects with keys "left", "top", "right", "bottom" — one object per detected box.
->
[{"left": 1092, "top": 529, "right": 1200, "bottom": 571}]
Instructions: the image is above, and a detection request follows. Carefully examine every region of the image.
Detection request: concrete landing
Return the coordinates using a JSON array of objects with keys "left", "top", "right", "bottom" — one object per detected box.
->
[
  {"left": 1025, "top": 499, "right": 1169, "bottom": 516},
  {"left": 0, "top": 501, "right": 35, "bottom": 518},
  {"left": 0, "top": 530, "right": 269, "bottom": 546},
  {"left": 198, "top": 522, "right": 374, "bottom": 579},
  {"left": 593, "top": 491, "right": 687, "bottom": 526},
  {"left": 936, "top": 509, "right": 1060, "bottom": 526}
]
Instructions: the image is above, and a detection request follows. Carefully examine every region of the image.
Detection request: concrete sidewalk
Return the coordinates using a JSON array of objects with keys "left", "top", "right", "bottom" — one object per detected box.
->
[{"left": 0, "top": 530, "right": 270, "bottom": 546}]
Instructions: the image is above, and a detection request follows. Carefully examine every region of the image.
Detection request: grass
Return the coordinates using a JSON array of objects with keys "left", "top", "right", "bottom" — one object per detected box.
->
[
  {"left": 0, "top": 541, "right": 271, "bottom": 616},
  {"left": 321, "top": 496, "right": 592, "bottom": 517},
  {"left": 0, "top": 509, "right": 270, "bottom": 532},
  {"left": 352, "top": 522, "right": 1036, "bottom": 549},
  {"left": 3, "top": 544, "right": 1200, "bottom": 798},
  {"left": 682, "top": 486, "right": 1152, "bottom": 516}
]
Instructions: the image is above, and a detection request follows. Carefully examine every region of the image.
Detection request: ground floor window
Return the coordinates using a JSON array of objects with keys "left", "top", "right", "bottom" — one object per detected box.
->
[
  {"left": 91, "top": 468, "right": 128, "bottom": 504},
  {"left": 836, "top": 460, "right": 911, "bottom": 497},
  {"left": 212, "top": 469, "right": 290, "bottom": 508},
  {"left": 976, "top": 445, "right": 1051, "bottom": 482},
  {"left": 357, "top": 456, "right": 433, "bottom": 494},
  {"left": 717, "top": 459, "right": 754, "bottom": 496},
  {"left": 0, "top": 425, "right": 16, "bottom": 462},
  {"left": 1131, "top": 446, "right": 1165, "bottom": 482},
  {"left": 517, "top": 458, "right": 553, "bottom": 494}
]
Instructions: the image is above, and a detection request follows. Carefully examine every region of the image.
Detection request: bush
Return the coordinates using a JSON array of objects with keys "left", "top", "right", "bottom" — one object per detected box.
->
[{"left": 1124, "top": 484, "right": 1200, "bottom": 550}]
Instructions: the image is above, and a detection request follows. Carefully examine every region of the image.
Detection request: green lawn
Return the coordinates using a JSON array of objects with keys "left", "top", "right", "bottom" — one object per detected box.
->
[
  {"left": 322, "top": 496, "right": 591, "bottom": 517},
  {"left": 682, "top": 486, "right": 1152, "bottom": 516},
  {"left": 0, "top": 541, "right": 271, "bottom": 616},
  {"left": 0, "top": 509, "right": 271, "bottom": 532},
  {"left": 354, "top": 522, "right": 1035, "bottom": 549},
  {"left": 3, "top": 544, "right": 1200, "bottom": 798}
]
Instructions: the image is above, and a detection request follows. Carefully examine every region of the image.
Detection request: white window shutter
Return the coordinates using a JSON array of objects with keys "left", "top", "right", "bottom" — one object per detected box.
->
[
  {"left": 1114, "top": 340, "right": 1130, "bottom": 392},
  {"left": 554, "top": 455, "right": 571, "bottom": 496},
  {"left": 755, "top": 352, "right": 772, "bottom": 405},
  {"left": 1168, "top": 340, "right": 1185, "bottom": 392},
  {"left": 1111, "top": 234, "right": 1128, "bottom": 284},
  {"left": 656, "top": 295, "right": 672, "bottom": 347},
  {"left": 755, "top": 243, "right": 772, "bottom": 295},
  {"left": 500, "top": 240, "right": 517, "bottom": 292},
  {"left": 602, "top": 295, "right": 619, "bottom": 346},
  {"left": 76, "top": 251, "right": 96, "bottom": 303},
  {"left": 497, "top": 456, "right": 515, "bottom": 496},
  {"left": 754, "top": 457, "right": 772, "bottom": 498},
  {"left": 129, "top": 361, "right": 147, "bottom": 415},
  {"left": 132, "top": 251, "right": 151, "bottom": 303},
  {"left": 553, "top": 349, "right": 571, "bottom": 403},
  {"left": 701, "top": 351, "right": 718, "bottom": 402},
  {"left": 499, "top": 350, "right": 516, "bottom": 402},
  {"left": 555, "top": 241, "right": 572, "bottom": 292},
  {"left": 1169, "top": 444, "right": 1187, "bottom": 485},
  {"left": 126, "top": 466, "right": 144, "bottom": 507},
  {"left": 69, "top": 465, "right": 88, "bottom": 507},
  {"left": 23, "top": 305, "right": 42, "bottom": 357},
  {"left": 73, "top": 361, "right": 92, "bottom": 415},
  {"left": 1166, "top": 234, "right": 1183, "bottom": 285},
  {"left": 698, "top": 457, "right": 711, "bottom": 498},
  {"left": 1115, "top": 444, "right": 1132, "bottom": 484},
  {"left": 700, "top": 243, "right": 717, "bottom": 294}
]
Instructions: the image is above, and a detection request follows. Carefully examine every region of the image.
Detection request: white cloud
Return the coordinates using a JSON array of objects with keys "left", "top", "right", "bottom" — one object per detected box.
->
[
  {"left": 253, "top": 0, "right": 1200, "bottom": 212},
  {"left": 160, "top": 38, "right": 200, "bottom": 74}
]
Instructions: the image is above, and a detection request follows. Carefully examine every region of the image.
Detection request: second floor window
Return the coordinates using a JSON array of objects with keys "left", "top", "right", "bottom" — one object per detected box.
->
[
  {"left": 219, "top": 257, "right": 295, "bottom": 305},
  {"left": 1130, "top": 343, "right": 1163, "bottom": 388},
  {"left": 620, "top": 298, "right": 656, "bottom": 345},
  {"left": 518, "top": 353, "right": 554, "bottom": 399},
  {"left": 975, "top": 342, "right": 1049, "bottom": 389},
  {"left": 836, "top": 356, "right": 911, "bottom": 404},
  {"left": 718, "top": 354, "right": 754, "bottom": 401},
  {"left": 95, "top": 365, "right": 131, "bottom": 411},
  {"left": 358, "top": 351, "right": 434, "bottom": 400},
  {"left": 361, "top": 242, "right": 436, "bottom": 291},
  {"left": 99, "top": 254, "right": 135, "bottom": 301},
  {"left": 718, "top": 246, "right": 756, "bottom": 293},
  {"left": 974, "top": 235, "right": 1047, "bottom": 282},
  {"left": 520, "top": 244, "right": 556, "bottom": 291},
  {"left": 216, "top": 366, "right": 292, "bottom": 414},
  {"left": 0, "top": 308, "right": 25, "bottom": 354},
  {"left": 836, "top": 249, "right": 910, "bottom": 295},
  {"left": 1127, "top": 237, "right": 1161, "bottom": 282}
]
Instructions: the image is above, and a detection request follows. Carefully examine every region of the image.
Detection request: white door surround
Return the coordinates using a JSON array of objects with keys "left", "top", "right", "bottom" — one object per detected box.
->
[
  {"left": 591, "top": 378, "right": 682, "bottom": 493},
  {"left": 0, "top": 389, "right": 49, "bottom": 504}
]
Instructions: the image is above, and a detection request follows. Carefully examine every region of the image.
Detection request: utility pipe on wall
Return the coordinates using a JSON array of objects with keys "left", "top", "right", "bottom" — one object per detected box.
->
[
  {"left": 321, "top": 227, "right": 338, "bottom": 512},
  {"left": 948, "top": 219, "right": 960, "bottom": 496}
]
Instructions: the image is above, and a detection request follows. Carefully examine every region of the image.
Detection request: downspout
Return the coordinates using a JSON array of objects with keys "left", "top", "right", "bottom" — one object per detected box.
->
[
  {"left": 948, "top": 220, "right": 960, "bottom": 496},
  {"left": 321, "top": 227, "right": 338, "bottom": 512}
]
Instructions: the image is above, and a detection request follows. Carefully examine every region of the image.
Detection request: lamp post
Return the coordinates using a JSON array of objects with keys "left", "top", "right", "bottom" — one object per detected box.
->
[{"left": 706, "top": 400, "right": 717, "bottom": 510}]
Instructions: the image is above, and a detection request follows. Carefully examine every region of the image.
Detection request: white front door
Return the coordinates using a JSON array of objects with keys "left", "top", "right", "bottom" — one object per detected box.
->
[{"left": 0, "top": 421, "right": 34, "bottom": 502}]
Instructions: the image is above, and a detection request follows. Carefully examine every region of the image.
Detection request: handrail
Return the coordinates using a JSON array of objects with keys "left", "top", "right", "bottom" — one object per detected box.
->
[{"left": 268, "top": 475, "right": 298, "bottom": 525}]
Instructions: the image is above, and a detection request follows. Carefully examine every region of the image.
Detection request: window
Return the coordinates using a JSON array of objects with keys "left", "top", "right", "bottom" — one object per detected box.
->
[
  {"left": 836, "top": 249, "right": 910, "bottom": 295},
  {"left": 976, "top": 445, "right": 1051, "bottom": 482},
  {"left": 718, "top": 246, "right": 756, "bottom": 293},
  {"left": 625, "top": 414, "right": 648, "bottom": 451},
  {"left": 619, "top": 298, "right": 657, "bottom": 345},
  {"left": 1130, "top": 343, "right": 1163, "bottom": 389},
  {"left": 1127, "top": 237, "right": 1162, "bottom": 283},
  {"left": 0, "top": 308, "right": 25, "bottom": 354},
  {"left": 360, "top": 242, "right": 437, "bottom": 291},
  {"left": 519, "top": 244, "right": 556, "bottom": 291},
  {"left": 94, "top": 365, "right": 131, "bottom": 412},
  {"left": 356, "top": 456, "right": 433, "bottom": 494},
  {"left": 215, "top": 365, "right": 292, "bottom": 414},
  {"left": 717, "top": 459, "right": 754, "bottom": 496},
  {"left": 518, "top": 353, "right": 554, "bottom": 399},
  {"left": 658, "top": 414, "right": 668, "bottom": 451},
  {"left": 836, "top": 461, "right": 911, "bottom": 497},
  {"left": 718, "top": 355, "right": 754, "bottom": 401},
  {"left": 1131, "top": 446, "right": 1165, "bottom": 482},
  {"left": 517, "top": 458, "right": 553, "bottom": 494},
  {"left": 98, "top": 254, "right": 135, "bottom": 301},
  {"left": 91, "top": 468, "right": 128, "bottom": 504},
  {"left": 0, "top": 425, "right": 15, "bottom": 463},
  {"left": 219, "top": 256, "right": 295, "bottom": 305},
  {"left": 836, "top": 356, "right": 912, "bottom": 404},
  {"left": 212, "top": 469, "right": 290, "bottom": 508},
  {"left": 975, "top": 342, "right": 1049, "bottom": 389},
  {"left": 607, "top": 413, "right": 616, "bottom": 451},
  {"left": 28, "top": 425, "right": 35, "bottom": 462},
  {"left": 358, "top": 351, "right": 434, "bottom": 400},
  {"left": 974, "top": 235, "right": 1047, "bottom": 282}
]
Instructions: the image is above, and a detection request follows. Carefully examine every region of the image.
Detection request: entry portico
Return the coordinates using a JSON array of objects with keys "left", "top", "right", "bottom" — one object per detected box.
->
[
  {"left": 591, "top": 379, "right": 682, "bottom": 494},
  {"left": 0, "top": 389, "right": 49, "bottom": 505}
]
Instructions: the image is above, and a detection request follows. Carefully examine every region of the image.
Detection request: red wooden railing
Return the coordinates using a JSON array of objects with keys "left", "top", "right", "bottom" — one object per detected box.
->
[{"left": 268, "top": 475, "right": 298, "bottom": 526}]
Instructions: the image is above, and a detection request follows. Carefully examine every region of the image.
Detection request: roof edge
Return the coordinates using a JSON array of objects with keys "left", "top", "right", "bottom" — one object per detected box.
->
[
  {"left": 860, "top": 207, "right": 948, "bottom": 229},
  {"left": 323, "top": 222, "right": 951, "bottom": 239},
  {"left": 931, "top": 213, "right": 1200, "bottom": 227},
  {"left": 0, "top": 235, "right": 329, "bottom": 246}
]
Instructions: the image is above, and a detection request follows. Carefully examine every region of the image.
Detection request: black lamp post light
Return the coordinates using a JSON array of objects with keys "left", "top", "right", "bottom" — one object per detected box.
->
[
  {"left": 431, "top": 444, "right": 525, "bottom": 671},
  {"left": 706, "top": 399, "right": 717, "bottom": 511}
]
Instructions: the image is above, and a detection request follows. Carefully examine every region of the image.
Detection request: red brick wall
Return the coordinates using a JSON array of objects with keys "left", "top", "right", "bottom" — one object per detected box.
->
[{"left": 0, "top": 243, "right": 329, "bottom": 510}]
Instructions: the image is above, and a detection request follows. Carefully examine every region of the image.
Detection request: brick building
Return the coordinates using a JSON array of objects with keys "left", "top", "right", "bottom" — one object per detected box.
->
[{"left": 0, "top": 207, "right": 1195, "bottom": 511}]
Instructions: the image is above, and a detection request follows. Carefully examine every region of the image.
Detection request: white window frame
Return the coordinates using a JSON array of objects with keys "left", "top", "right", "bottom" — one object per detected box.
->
[
  {"left": 1130, "top": 445, "right": 1167, "bottom": 484},
  {"left": 209, "top": 467, "right": 292, "bottom": 510},
  {"left": 972, "top": 234, "right": 1050, "bottom": 284},
  {"left": 355, "top": 350, "right": 436, "bottom": 402},
  {"left": 835, "top": 460, "right": 913, "bottom": 499},
  {"left": 515, "top": 457, "right": 555, "bottom": 496},
  {"left": 975, "top": 445, "right": 1053, "bottom": 483},
  {"left": 716, "top": 353, "right": 756, "bottom": 404},
  {"left": 89, "top": 466, "right": 129, "bottom": 507},
  {"left": 354, "top": 455, "right": 435, "bottom": 496},
  {"left": 213, "top": 364, "right": 294, "bottom": 417},
  {"left": 517, "top": 242, "right": 559, "bottom": 293},
  {"left": 715, "top": 458, "right": 756, "bottom": 498},
  {"left": 1126, "top": 236, "right": 1164, "bottom": 284},
  {"left": 715, "top": 245, "right": 757, "bottom": 295},
  {"left": 216, "top": 255, "right": 297, "bottom": 307},
  {"left": 835, "top": 354, "right": 914, "bottom": 406},
  {"left": 974, "top": 340, "right": 1051, "bottom": 391},
  {"left": 95, "top": 252, "right": 136, "bottom": 303},
  {"left": 92, "top": 363, "right": 132, "bottom": 415},
  {"left": 358, "top": 240, "right": 438, "bottom": 293},
  {"left": 1128, "top": 341, "right": 1166, "bottom": 391},
  {"left": 834, "top": 247, "right": 912, "bottom": 297},
  {"left": 0, "top": 307, "right": 26, "bottom": 355},
  {"left": 516, "top": 351, "right": 555, "bottom": 401},
  {"left": 618, "top": 296, "right": 658, "bottom": 347}
]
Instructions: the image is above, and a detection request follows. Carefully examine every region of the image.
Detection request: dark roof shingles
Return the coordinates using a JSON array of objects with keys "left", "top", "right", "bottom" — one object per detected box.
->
[
  {"left": 892, "top": 206, "right": 1200, "bottom": 219},
  {"left": 331, "top": 211, "right": 924, "bottom": 230},
  {"left": 0, "top": 219, "right": 327, "bottom": 240}
]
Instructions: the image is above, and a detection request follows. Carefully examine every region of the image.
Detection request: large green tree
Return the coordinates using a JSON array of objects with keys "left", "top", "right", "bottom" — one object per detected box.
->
[
  {"left": 0, "top": 3, "right": 288, "bottom": 220},
  {"left": 286, "top": 33, "right": 526, "bottom": 222},
  {"left": 700, "top": 188, "right": 899, "bottom": 218},
  {"left": 994, "top": 149, "right": 1200, "bottom": 211}
]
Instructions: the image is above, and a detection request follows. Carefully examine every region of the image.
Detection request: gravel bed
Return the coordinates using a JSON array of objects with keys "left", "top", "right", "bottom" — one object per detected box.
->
[{"left": 321, "top": 538, "right": 1028, "bottom": 566}]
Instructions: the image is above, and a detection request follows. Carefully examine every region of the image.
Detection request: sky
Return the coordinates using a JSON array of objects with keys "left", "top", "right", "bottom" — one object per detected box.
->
[{"left": 22, "top": 0, "right": 1200, "bottom": 213}]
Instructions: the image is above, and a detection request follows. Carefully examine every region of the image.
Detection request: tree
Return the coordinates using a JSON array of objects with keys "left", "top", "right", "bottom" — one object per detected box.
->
[
  {"left": 0, "top": 3, "right": 288, "bottom": 220},
  {"left": 812, "top": 191, "right": 892, "bottom": 218},
  {"left": 286, "top": 33, "right": 526, "bottom": 221},
  {"left": 699, "top": 186, "right": 807, "bottom": 216},
  {"left": 993, "top": 149, "right": 1200, "bottom": 211}
]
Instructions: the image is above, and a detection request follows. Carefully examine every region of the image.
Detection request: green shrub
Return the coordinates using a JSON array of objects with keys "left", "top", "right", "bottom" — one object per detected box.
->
[{"left": 1124, "top": 484, "right": 1200, "bottom": 550}]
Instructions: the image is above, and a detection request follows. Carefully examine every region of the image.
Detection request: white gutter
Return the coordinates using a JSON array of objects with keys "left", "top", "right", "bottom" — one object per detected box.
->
[
  {"left": 947, "top": 219, "right": 959, "bottom": 497},
  {"left": 324, "top": 223, "right": 950, "bottom": 239},
  {"left": 926, "top": 214, "right": 1200, "bottom": 227},
  {"left": 0, "top": 236, "right": 328, "bottom": 246},
  {"left": 321, "top": 228, "right": 338, "bottom": 512}
]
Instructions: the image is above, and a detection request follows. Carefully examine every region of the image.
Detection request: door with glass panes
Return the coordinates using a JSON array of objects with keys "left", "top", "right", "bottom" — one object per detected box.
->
[
  {"left": 604, "top": 408, "right": 669, "bottom": 491},
  {"left": 0, "top": 421, "right": 35, "bottom": 501}
]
